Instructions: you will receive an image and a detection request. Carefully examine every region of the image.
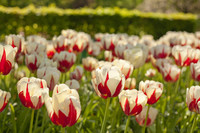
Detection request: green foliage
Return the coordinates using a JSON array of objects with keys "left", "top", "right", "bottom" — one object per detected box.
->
[{"left": 0, "top": 5, "right": 197, "bottom": 40}]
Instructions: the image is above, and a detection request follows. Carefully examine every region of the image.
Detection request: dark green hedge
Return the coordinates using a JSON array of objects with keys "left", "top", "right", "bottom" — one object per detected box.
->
[{"left": 0, "top": 5, "right": 198, "bottom": 40}]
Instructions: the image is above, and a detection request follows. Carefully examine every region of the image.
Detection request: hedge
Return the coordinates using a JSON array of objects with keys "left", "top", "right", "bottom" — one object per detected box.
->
[{"left": 0, "top": 5, "right": 198, "bottom": 40}]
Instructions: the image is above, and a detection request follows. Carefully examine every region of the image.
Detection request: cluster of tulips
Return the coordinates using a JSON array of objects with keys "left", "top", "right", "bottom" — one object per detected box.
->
[{"left": 0, "top": 29, "right": 200, "bottom": 132}]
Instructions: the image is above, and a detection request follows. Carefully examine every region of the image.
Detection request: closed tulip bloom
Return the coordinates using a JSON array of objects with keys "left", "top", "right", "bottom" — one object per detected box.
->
[
  {"left": 25, "top": 42, "right": 46, "bottom": 55},
  {"left": 0, "top": 44, "right": 17, "bottom": 75},
  {"left": 145, "top": 69, "right": 156, "bottom": 78},
  {"left": 160, "top": 63, "right": 181, "bottom": 82},
  {"left": 37, "top": 66, "right": 61, "bottom": 91},
  {"left": 87, "top": 42, "right": 101, "bottom": 56},
  {"left": 172, "top": 45, "right": 192, "bottom": 66},
  {"left": 17, "top": 77, "right": 49, "bottom": 109},
  {"left": 61, "top": 29, "right": 77, "bottom": 39},
  {"left": 72, "top": 37, "right": 87, "bottom": 53},
  {"left": 135, "top": 106, "right": 158, "bottom": 127},
  {"left": 112, "top": 59, "right": 134, "bottom": 79},
  {"left": 25, "top": 53, "right": 42, "bottom": 72},
  {"left": 43, "top": 84, "right": 81, "bottom": 127},
  {"left": 65, "top": 79, "right": 80, "bottom": 90},
  {"left": 155, "top": 58, "right": 173, "bottom": 72},
  {"left": 94, "top": 65, "right": 125, "bottom": 99},
  {"left": 119, "top": 89, "right": 147, "bottom": 116},
  {"left": 190, "top": 61, "right": 200, "bottom": 81},
  {"left": 151, "top": 44, "right": 171, "bottom": 59},
  {"left": 139, "top": 80, "right": 163, "bottom": 104},
  {"left": 70, "top": 66, "right": 84, "bottom": 81},
  {"left": 124, "top": 78, "right": 136, "bottom": 90},
  {"left": 190, "top": 49, "right": 200, "bottom": 63},
  {"left": 39, "top": 58, "right": 57, "bottom": 68},
  {"left": 104, "top": 51, "right": 115, "bottom": 62},
  {"left": 46, "top": 43, "right": 56, "bottom": 59},
  {"left": 186, "top": 86, "right": 200, "bottom": 113},
  {"left": 0, "top": 89, "right": 11, "bottom": 112},
  {"left": 53, "top": 51, "right": 76, "bottom": 72},
  {"left": 82, "top": 57, "right": 98, "bottom": 71},
  {"left": 95, "top": 33, "right": 104, "bottom": 42},
  {"left": 53, "top": 35, "right": 68, "bottom": 53},
  {"left": 103, "top": 35, "right": 118, "bottom": 51}
]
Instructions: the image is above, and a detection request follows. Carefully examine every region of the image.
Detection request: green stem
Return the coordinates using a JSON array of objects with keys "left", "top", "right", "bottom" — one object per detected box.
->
[
  {"left": 29, "top": 109, "right": 35, "bottom": 133},
  {"left": 41, "top": 107, "right": 46, "bottom": 133},
  {"left": 142, "top": 105, "right": 150, "bottom": 133},
  {"left": 100, "top": 98, "right": 111, "bottom": 133},
  {"left": 34, "top": 109, "right": 40, "bottom": 131},
  {"left": 175, "top": 68, "right": 182, "bottom": 95},
  {"left": 61, "top": 126, "right": 65, "bottom": 133},
  {"left": 190, "top": 114, "right": 198, "bottom": 133},
  {"left": 124, "top": 116, "right": 131, "bottom": 133},
  {"left": 10, "top": 104, "right": 17, "bottom": 133}
]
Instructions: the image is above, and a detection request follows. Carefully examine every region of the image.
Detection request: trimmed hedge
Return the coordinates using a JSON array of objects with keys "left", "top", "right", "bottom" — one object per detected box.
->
[{"left": 0, "top": 5, "right": 198, "bottom": 40}]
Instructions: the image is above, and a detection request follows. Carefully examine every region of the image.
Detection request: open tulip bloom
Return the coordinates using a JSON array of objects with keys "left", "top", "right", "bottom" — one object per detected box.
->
[{"left": 43, "top": 84, "right": 81, "bottom": 127}]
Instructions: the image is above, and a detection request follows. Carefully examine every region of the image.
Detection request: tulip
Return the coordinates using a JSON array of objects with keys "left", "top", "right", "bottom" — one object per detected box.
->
[
  {"left": 43, "top": 84, "right": 81, "bottom": 127},
  {"left": 25, "top": 42, "right": 46, "bottom": 55},
  {"left": 27, "top": 35, "right": 47, "bottom": 45},
  {"left": 159, "top": 63, "right": 181, "bottom": 82},
  {"left": 95, "top": 33, "right": 104, "bottom": 42},
  {"left": 112, "top": 59, "right": 134, "bottom": 79},
  {"left": 46, "top": 43, "right": 56, "bottom": 59},
  {"left": 61, "top": 29, "right": 77, "bottom": 39},
  {"left": 103, "top": 35, "right": 119, "bottom": 51},
  {"left": 151, "top": 44, "right": 171, "bottom": 59},
  {"left": 172, "top": 45, "right": 192, "bottom": 66},
  {"left": 155, "top": 58, "right": 173, "bottom": 72},
  {"left": 17, "top": 77, "right": 49, "bottom": 109},
  {"left": 0, "top": 44, "right": 17, "bottom": 75},
  {"left": 139, "top": 80, "right": 163, "bottom": 104},
  {"left": 39, "top": 58, "right": 57, "bottom": 68},
  {"left": 190, "top": 49, "right": 200, "bottom": 63},
  {"left": 186, "top": 86, "right": 200, "bottom": 113},
  {"left": 53, "top": 35, "right": 68, "bottom": 53},
  {"left": 37, "top": 66, "right": 61, "bottom": 91},
  {"left": 135, "top": 106, "right": 158, "bottom": 127},
  {"left": 87, "top": 42, "right": 101, "bottom": 56},
  {"left": 71, "top": 37, "right": 87, "bottom": 53},
  {"left": 25, "top": 53, "right": 42, "bottom": 72},
  {"left": 104, "top": 51, "right": 115, "bottom": 62},
  {"left": 124, "top": 78, "right": 136, "bottom": 90},
  {"left": 190, "top": 61, "right": 200, "bottom": 81},
  {"left": 94, "top": 65, "right": 125, "bottom": 99},
  {"left": 119, "top": 89, "right": 147, "bottom": 116},
  {"left": 65, "top": 79, "right": 80, "bottom": 90},
  {"left": 82, "top": 57, "right": 98, "bottom": 71},
  {"left": 53, "top": 51, "right": 76, "bottom": 72},
  {"left": 0, "top": 89, "right": 11, "bottom": 112},
  {"left": 70, "top": 66, "right": 83, "bottom": 81},
  {"left": 145, "top": 69, "right": 156, "bottom": 78}
]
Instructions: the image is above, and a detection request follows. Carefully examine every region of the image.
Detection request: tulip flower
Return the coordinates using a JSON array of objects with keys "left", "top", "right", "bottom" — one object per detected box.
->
[
  {"left": 124, "top": 78, "right": 136, "bottom": 90},
  {"left": 0, "top": 44, "right": 17, "bottom": 75},
  {"left": 103, "top": 35, "right": 118, "bottom": 51},
  {"left": 0, "top": 89, "right": 11, "bottom": 112},
  {"left": 95, "top": 33, "right": 104, "bottom": 42},
  {"left": 70, "top": 66, "right": 83, "bottom": 81},
  {"left": 119, "top": 89, "right": 147, "bottom": 116},
  {"left": 25, "top": 53, "right": 42, "bottom": 72},
  {"left": 135, "top": 106, "right": 158, "bottom": 127},
  {"left": 46, "top": 43, "right": 56, "bottom": 59},
  {"left": 65, "top": 79, "right": 80, "bottom": 90},
  {"left": 53, "top": 35, "right": 68, "bottom": 53},
  {"left": 190, "top": 49, "right": 200, "bottom": 63},
  {"left": 94, "top": 65, "right": 125, "bottom": 99},
  {"left": 172, "top": 45, "right": 192, "bottom": 66},
  {"left": 43, "top": 84, "right": 81, "bottom": 127},
  {"left": 27, "top": 35, "right": 47, "bottom": 45},
  {"left": 17, "top": 77, "right": 49, "bottom": 109},
  {"left": 71, "top": 37, "right": 87, "bottom": 53},
  {"left": 39, "top": 58, "right": 57, "bottom": 68},
  {"left": 186, "top": 86, "right": 200, "bottom": 113},
  {"left": 61, "top": 29, "right": 77, "bottom": 39},
  {"left": 190, "top": 61, "right": 200, "bottom": 81},
  {"left": 87, "top": 42, "right": 101, "bottom": 56},
  {"left": 139, "top": 80, "right": 163, "bottom": 104},
  {"left": 53, "top": 51, "right": 76, "bottom": 72},
  {"left": 155, "top": 58, "right": 173, "bottom": 72},
  {"left": 104, "top": 51, "right": 115, "bottom": 62},
  {"left": 37, "top": 66, "right": 61, "bottom": 91},
  {"left": 151, "top": 44, "right": 171, "bottom": 59},
  {"left": 145, "top": 69, "right": 156, "bottom": 78},
  {"left": 112, "top": 59, "right": 134, "bottom": 79},
  {"left": 159, "top": 63, "right": 181, "bottom": 82},
  {"left": 25, "top": 42, "right": 46, "bottom": 55},
  {"left": 82, "top": 57, "right": 98, "bottom": 71}
]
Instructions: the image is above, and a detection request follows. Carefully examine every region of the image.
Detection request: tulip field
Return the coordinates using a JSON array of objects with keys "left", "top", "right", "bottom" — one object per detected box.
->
[{"left": 0, "top": 30, "right": 200, "bottom": 133}]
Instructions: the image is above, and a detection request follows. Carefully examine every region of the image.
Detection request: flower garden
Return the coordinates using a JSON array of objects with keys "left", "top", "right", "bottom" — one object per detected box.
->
[{"left": 0, "top": 7, "right": 200, "bottom": 133}]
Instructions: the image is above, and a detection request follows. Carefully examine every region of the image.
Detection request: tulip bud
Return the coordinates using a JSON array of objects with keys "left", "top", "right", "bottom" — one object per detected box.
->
[
  {"left": 0, "top": 89, "right": 11, "bottom": 112},
  {"left": 82, "top": 57, "right": 98, "bottom": 71},
  {"left": 159, "top": 63, "right": 181, "bottom": 82},
  {"left": 112, "top": 59, "right": 134, "bottom": 79},
  {"left": 70, "top": 66, "right": 84, "bottom": 81},
  {"left": 119, "top": 89, "right": 147, "bottom": 116},
  {"left": 139, "top": 80, "right": 163, "bottom": 104},
  {"left": 135, "top": 106, "right": 158, "bottom": 127},
  {"left": 124, "top": 78, "right": 136, "bottom": 90},
  {"left": 172, "top": 45, "right": 192, "bottom": 66},
  {"left": 53, "top": 51, "right": 76, "bottom": 72},
  {"left": 17, "top": 77, "right": 49, "bottom": 109},
  {"left": 43, "top": 84, "right": 81, "bottom": 127},
  {"left": 186, "top": 86, "right": 200, "bottom": 113},
  {"left": 94, "top": 65, "right": 125, "bottom": 99},
  {"left": 65, "top": 79, "right": 80, "bottom": 90},
  {"left": 151, "top": 44, "right": 171, "bottom": 59},
  {"left": 0, "top": 44, "right": 17, "bottom": 75},
  {"left": 37, "top": 66, "right": 61, "bottom": 91},
  {"left": 190, "top": 61, "right": 200, "bottom": 81}
]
